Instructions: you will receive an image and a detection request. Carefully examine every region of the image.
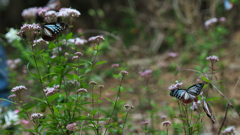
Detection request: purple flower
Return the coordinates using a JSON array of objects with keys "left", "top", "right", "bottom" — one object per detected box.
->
[
  {"left": 21, "top": 7, "right": 39, "bottom": 21},
  {"left": 69, "top": 38, "right": 88, "bottom": 45},
  {"left": 161, "top": 115, "right": 167, "bottom": 119},
  {"left": 139, "top": 69, "right": 152, "bottom": 78},
  {"left": 120, "top": 70, "right": 128, "bottom": 77},
  {"left": 98, "top": 85, "right": 104, "bottom": 89},
  {"left": 31, "top": 113, "right": 44, "bottom": 120},
  {"left": 141, "top": 121, "right": 149, "bottom": 125},
  {"left": 89, "top": 81, "right": 97, "bottom": 85},
  {"left": 75, "top": 52, "right": 83, "bottom": 56},
  {"left": 88, "top": 35, "right": 105, "bottom": 42},
  {"left": 111, "top": 64, "right": 119, "bottom": 68},
  {"left": 17, "top": 23, "right": 41, "bottom": 41},
  {"left": 77, "top": 88, "right": 88, "bottom": 93},
  {"left": 8, "top": 94, "right": 16, "bottom": 99},
  {"left": 58, "top": 8, "right": 81, "bottom": 22},
  {"left": 44, "top": 87, "right": 58, "bottom": 97},
  {"left": 44, "top": 11, "right": 57, "bottom": 23},
  {"left": 206, "top": 55, "right": 219, "bottom": 62},
  {"left": 168, "top": 52, "right": 179, "bottom": 57},
  {"left": 66, "top": 123, "right": 77, "bottom": 131},
  {"left": 204, "top": 18, "right": 218, "bottom": 29},
  {"left": 168, "top": 81, "right": 183, "bottom": 91},
  {"left": 72, "top": 56, "right": 79, "bottom": 60},
  {"left": 33, "top": 38, "right": 49, "bottom": 46},
  {"left": 219, "top": 17, "right": 226, "bottom": 22},
  {"left": 162, "top": 121, "right": 172, "bottom": 130}
]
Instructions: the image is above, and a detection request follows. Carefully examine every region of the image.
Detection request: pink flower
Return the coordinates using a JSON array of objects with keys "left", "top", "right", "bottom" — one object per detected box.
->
[
  {"left": 219, "top": 17, "right": 226, "bottom": 22},
  {"left": 142, "top": 121, "right": 149, "bottom": 125},
  {"left": 89, "top": 81, "right": 97, "bottom": 85},
  {"left": 17, "top": 23, "right": 41, "bottom": 41},
  {"left": 8, "top": 94, "right": 16, "bottom": 99},
  {"left": 22, "top": 120, "right": 29, "bottom": 124},
  {"left": 33, "top": 38, "right": 49, "bottom": 46},
  {"left": 58, "top": 8, "right": 81, "bottom": 21},
  {"left": 21, "top": 7, "right": 39, "bottom": 21},
  {"left": 66, "top": 123, "right": 77, "bottom": 131},
  {"left": 72, "top": 56, "right": 79, "bottom": 60},
  {"left": 75, "top": 52, "right": 83, "bottom": 56},
  {"left": 44, "top": 11, "right": 57, "bottom": 23},
  {"left": 206, "top": 55, "right": 219, "bottom": 62},
  {"left": 15, "top": 109, "right": 19, "bottom": 114},
  {"left": 120, "top": 70, "right": 128, "bottom": 77},
  {"left": 168, "top": 81, "right": 183, "bottom": 91},
  {"left": 162, "top": 121, "right": 172, "bottom": 130},
  {"left": 98, "top": 85, "right": 104, "bottom": 89},
  {"left": 44, "top": 87, "right": 58, "bottom": 97},
  {"left": 65, "top": 52, "right": 69, "bottom": 56},
  {"left": 38, "top": 7, "right": 50, "bottom": 17},
  {"left": 77, "top": 88, "right": 88, "bottom": 93},
  {"left": 11, "top": 85, "right": 27, "bottom": 93},
  {"left": 69, "top": 38, "right": 88, "bottom": 45},
  {"left": 77, "top": 28, "right": 83, "bottom": 34},
  {"left": 161, "top": 115, "right": 167, "bottom": 119},
  {"left": 168, "top": 52, "right": 179, "bottom": 57},
  {"left": 204, "top": 18, "right": 218, "bottom": 29},
  {"left": 139, "top": 69, "right": 152, "bottom": 78},
  {"left": 190, "top": 100, "right": 201, "bottom": 111},
  {"left": 88, "top": 35, "right": 105, "bottom": 42},
  {"left": 111, "top": 64, "right": 119, "bottom": 68},
  {"left": 31, "top": 113, "right": 44, "bottom": 120}
]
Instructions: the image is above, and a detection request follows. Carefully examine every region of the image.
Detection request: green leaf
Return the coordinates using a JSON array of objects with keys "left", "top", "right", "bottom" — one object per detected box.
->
[
  {"left": 206, "top": 97, "right": 222, "bottom": 101},
  {"left": 0, "top": 98, "right": 16, "bottom": 104},
  {"left": 201, "top": 76, "right": 210, "bottom": 83},
  {"left": 27, "top": 62, "right": 40, "bottom": 79},
  {"left": 34, "top": 126, "right": 38, "bottom": 133},
  {"left": 30, "top": 96, "right": 47, "bottom": 104},
  {"left": 94, "top": 61, "right": 108, "bottom": 67},
  {"left": 53, "top": 105, "right": 59, "bottom": 114},
  {"left": 47, "top": 93, "right": 59, "bottom": 103}
]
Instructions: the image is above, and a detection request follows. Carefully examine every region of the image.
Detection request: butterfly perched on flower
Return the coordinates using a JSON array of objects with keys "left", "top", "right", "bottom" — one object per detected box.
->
[
  {"left": 41, "top": 22, "right": 68, "bottom": 41},
  {"left": 170, "top": 83, "right": 204, "bottom": 104},
  {"left": 202, "top": 97, "right": 216, "bottom": 124},
  {"left": 47, "top": 0, "right": 61, "bottom": 11}
]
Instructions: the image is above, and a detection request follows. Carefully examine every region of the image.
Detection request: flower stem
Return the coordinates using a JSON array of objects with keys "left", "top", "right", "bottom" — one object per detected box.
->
[
  {"left": 103, "top": 77, "right": 124, "bottom": 135},
  {"left": 122, "top": 110, "right": 130, "bottom": 132}
]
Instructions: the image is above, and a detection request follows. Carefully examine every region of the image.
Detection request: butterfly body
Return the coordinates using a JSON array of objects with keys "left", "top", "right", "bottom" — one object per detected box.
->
[
  {"left": 170, "top": 83, "right": 204, "bottom": 104},
  {"left": 202, "top": 98, "right": 216, "bottom": 123},
  {"left": 41, "top": 22, "right": 68, "bottom": 41}
]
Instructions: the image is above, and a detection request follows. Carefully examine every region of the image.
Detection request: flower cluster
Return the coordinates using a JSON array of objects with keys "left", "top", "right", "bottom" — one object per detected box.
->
[
  {"left": 5, "top": 28, "right": 21, "bottom": 43},
  {"left": 98, "top": 85, "right": 104, "bottom": 89},
  {"left": 141, "top": 121, "right": 149, "bottom": 125},
  {"left": 162, "top": 121, "right": 172, "bottom": 130},
  {"left": 31, "top": 113, "right": 44, "bottom": 120},
  {"left": 21, "top": 7, "right": 39, "bottom": 22},
  {"left": 219, "top": 17, "right": 226, "bottom": 22},
  {"left": 206, "top": 55, "right": 219, "bottom": 62},
  {"left": 168, "top": 81, "right": 183, "bottom": 91},
  {"left": 38, "top": 7, "right": 50, "bottom": 17},
  {"left": 161, "top": 115, "right": 167, "bottom": 119},
  {"left": 89, "top": 81, "right": 97, "bottom": 85},
  {"left": 222, "top": 126, "right": 235, "bottom": 134},
  {"left": 6, "top": 58, "right": 21, "bottom": 69},
  {"left": 66, "top": 123, "right": 77, "bottom": 131},
  {"left": 77, "top": 88, "right": 88, "bottom": 93},
  {"left": 33, "top": 38, "right": 49, "bottom": 46},
  {"left": 139, "top": 69, "right": 152, "bottom": 79},
  {"left": 66, "top": 80, "right": 80, "bottom": 87},
  {"left": 111, "top": 64, "right": 119, "bottom": 68},
  {"left": 124, "top": 104, "right": 135, "bottom": 112},
  {"left": 17, "top": 23, "right": 41, "bottom": 41},
  {"left": 190, "top": 100, "right": 201, "bottom": 111},
  {"left": 75, "top": 52, "right": 83, "bottom": 56},
  {"left": 69, "top": 38, "right": 88, "bottom": 45},
  {"left": 11, "top": 85, "right": 27, "bottom": 101},
  {"left": 58, "top": 8, "right": 81, "bottom": 23},
  {"left": 204, "top": 18, "right": 218, "bottom": 29},
  {"left": 44, "top": 11, "right": 58, "bottom": 23},
  {"left": 72, "top": 56, "right": 79, "bottom": 60},
  {"left": 8, "top": 94, "right": 16, "bottom": 99},
  {"left": 44, "top": 87, "right": 58, "bottom": 97},
  {"left": 120, "top": 70, "right": 128, "bottom": 77},
  {"left": 88, "top": 35, "right": 105, "bottom": 42},
  {"left": 168, "top": 52, "right": 179, "bottom": 57}
]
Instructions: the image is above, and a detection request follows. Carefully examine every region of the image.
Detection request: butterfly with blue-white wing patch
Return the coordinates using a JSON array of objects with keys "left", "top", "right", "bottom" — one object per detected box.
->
[
  {"left": 41, "top": 22, "right": 68, "bottom": 41},
  {"left": 202, "top": 97, "right": 216, "bottom": 124},
  {"left": 170, "top": 83, "right": 204, "bottom": 104}
]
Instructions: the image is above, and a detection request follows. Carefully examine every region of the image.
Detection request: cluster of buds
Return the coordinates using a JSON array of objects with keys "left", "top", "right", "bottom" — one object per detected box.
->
[
  {"left": 33, "top": 38, "right": 49, "bottom": 47},
  {"left": 124, "top": 104, "right": 134, "bottom": 113},
  {"left": 162, "top": 121, "right": 172, "bottom": 131},
  {"left": 11, "top": 85, "right": 27, "bottom": 101},
  {"left": 69, "top": 38, "right": 88, "bottom": 46},
  {"left": 111, "top": 64, "right": 119, "bottom": 68},
  {"left": 190, "top": 100, "right": 201, "bottom": 111},
  {"left": 206, "top": 55, "right": 219, "bottom": 62},
  {"left": 77, "top": 88, "right": 88, "bottom": 93},
  {"left": 44, "top": 86, "right": 59, "bottom": 97},
  {"left": 17, "top": 23, "right": 41, "bottom": 42},
  {"left": 139, "top": 69, "right": 152, "bottom": 79},
  {"left": 88, "top": 35, "right": 105, "bottom": 43},
  {"left": 44, "top": 11, "right": 57, "bottom": 23},
  {"left": 168, "top": 52, "right": 179, "bottom": 58},
  {"left": 6, "top": 58, "right": 21, "bottom": 69},
  {"left": 89, "top": 81, "right": 97, "bottom": 86},
  {"left": 57, "top": 8, "right": 80, "bottom": 24},
  {"left": 120, "top": 70, "right": 128, "bottom": 77}
]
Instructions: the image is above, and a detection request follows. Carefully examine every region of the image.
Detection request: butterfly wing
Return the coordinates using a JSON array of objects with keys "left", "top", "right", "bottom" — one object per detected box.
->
[
  {"left": 42, "top": 22, "right": 68, "bottom": 41},
  {"left": 47, "top": 0, "right": 61, "bottom": 10},
  {"left": 203, "top": 98, "right": 216, "bottom": 124},
  {"left": 224, "top": 0, "right": 233, "bottom": 11},
  {"left": 170, "top": 89, "right": 194, "bottom": 103}
]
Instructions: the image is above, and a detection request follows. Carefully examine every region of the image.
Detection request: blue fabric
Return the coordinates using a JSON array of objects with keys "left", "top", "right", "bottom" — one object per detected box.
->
[{"left": 0, "top": 40, "right": 10, "bottom": 106}]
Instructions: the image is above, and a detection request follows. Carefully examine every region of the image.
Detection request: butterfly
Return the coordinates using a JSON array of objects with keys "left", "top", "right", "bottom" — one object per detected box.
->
[
  {"left": 202, "top": 97, "right": 216, "bottom": 124},
  {"left": 41, "top": 22, "right": 68, "bottom": 41},
  {"left": 224, "top": 0, "right": 233, "bottom": 11},
  {"left": 170, "top": 83, "right": 204, "bottom": 104},
  {"left": 46, "top": 0, "right": 61, "bottom": 11}
]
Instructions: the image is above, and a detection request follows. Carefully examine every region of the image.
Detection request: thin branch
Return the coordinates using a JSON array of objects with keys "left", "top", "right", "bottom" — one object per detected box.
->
[
  {"left": 229, "top": 75, "right": 240, "bottom": 99},
  {"left": 218, "top": 104, "right": 229, "bottom": 135}
]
